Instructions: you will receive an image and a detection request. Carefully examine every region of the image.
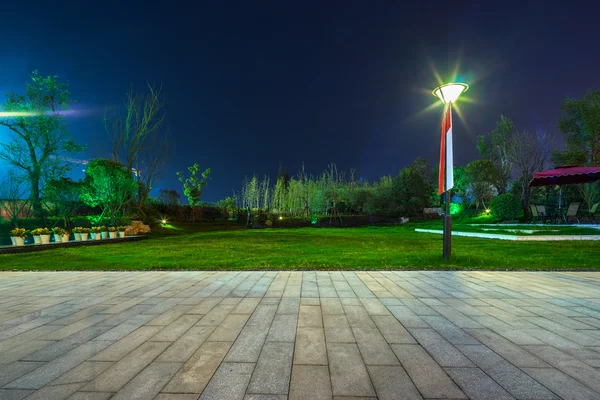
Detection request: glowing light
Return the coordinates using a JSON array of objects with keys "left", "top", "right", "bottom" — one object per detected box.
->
[
  {"left": 278, "top": 216, "right": 283, "bottom": 220},
  {"left": 161, "top": 219, "right": 167, "bottom": 224},
  {"left": 485, "top": 209, "right": 491, "bottom": 214},
  {"left": 0, "top": 111, "right": 38, "bottom": 117},
  {"left": 432, "top": 83, "right": 469, "bottom": 104},
  {"left": 450, "top": 203, "right": 462, "bottom": 215}
]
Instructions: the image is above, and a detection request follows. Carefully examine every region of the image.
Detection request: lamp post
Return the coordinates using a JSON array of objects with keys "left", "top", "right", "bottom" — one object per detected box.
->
[{"left": 432, "top": 82, "right": 468, "bottom": 259}]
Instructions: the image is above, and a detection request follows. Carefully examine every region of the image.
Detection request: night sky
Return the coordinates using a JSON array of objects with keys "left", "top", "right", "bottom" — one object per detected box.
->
[{"left": 1, "top": 1, "right": 599, "bottom": 202}]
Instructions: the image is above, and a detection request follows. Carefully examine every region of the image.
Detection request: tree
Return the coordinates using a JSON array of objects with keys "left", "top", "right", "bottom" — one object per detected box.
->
[
  {"left": 79, "top": 158, "right": 137, "bottom": 224},
  {"left": 555, "top": 90, "right": 600, "bottom": 166},
  {"left": 507, "top": 129, "right": 552, "bottom": 217},
  {"left": 0, "top": 71, "right": 83, "bottom": 216},
  {"left": 477, "top": 115, "right": 515, "bottom": 194},
  {"left": 392, "top": 157, "right": 435, "bottom": 215},
  {"left": 158, "top": 189, "right": 180, "bottom": 206},
  {"left": 0, "top": 171, "right": 31, "bottom": 225},
  {"left": 216, "top": 196, "right": 237, "bottom": 221},
  {"left": 105, "top": 83, "right": 171, "bottom": 213},
  {"left": 465, "top": 160, "right": 497, "bottom": 210},
  {"left": 177, "top": 163, "right": 211, "bottom": 223},
  {"left": 43, "top": 177, "right": 82, "bottom": 228}
]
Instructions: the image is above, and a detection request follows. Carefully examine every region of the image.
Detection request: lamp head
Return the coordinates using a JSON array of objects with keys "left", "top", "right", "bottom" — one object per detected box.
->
[{"left": 432, "top": 83, "right": 469, "bottom": 104}]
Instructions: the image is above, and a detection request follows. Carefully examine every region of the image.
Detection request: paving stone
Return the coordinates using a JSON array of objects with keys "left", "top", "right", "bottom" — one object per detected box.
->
[
  {"left": 153, "top": 395, "right": 198, "bottom": 400},
  {"left": 231, "top": 298, "right": 262, "bottom": 314},
  {"left": 351, "top": 325, "right": 399, "bottom": 365},
  {"left": 320, "top": 298, "right": 344, "bottom": 315},
  {"left": 371, "top": 315, "right": 416, "bottom": 344},
  {"left": 247, "top": 341, "right": 294, "bottom": 394},
  {"left": 420, "top": 316, "right": 479, "bottom": 345},
  {"left": 522, "top": 345, "right": 600, "bottom": 392},
  {"left": 4, "top": 340, "right": 113, "bottom": 389},
  {"left": 158, "top": 326, "right": 216, "bottom": 362},
  {"left": 0, "top": 389, "right": 35, "bottom": 400},
  {"left": 150, "top": 314, "right": 201, "bottom": 341},
  {"left": 408, "top": 328, "right": 474, "bottom": 367},
  {"left": 197, "top": 304, "right": 236, "bottom": 326},
  {"left": 457, "top": 344, "right": 558, "bottom": 399},
  {"left": 391, "top": 344, "right": 466, "bottom": 399},
  {"left": 90, "top": 325, "right": 162, "bottom": 361},
  {"left": 327, "top": 343, "right": 375, "bottom": 397},
  {"left": 294, "top": 327, "right": 327, "bottom": 365},
  {"left": 244, "top": 395, "right": 287, "bottom": 400},
  {"left": 277, "top": 298, "right": 300, "bottom": 315},
  {"left": 110, "top": 362, "right": 182, "bottom": 400},
  {"left": 465, "top": 328, "right": 549, "bottom": 367},
  {"left": 81, "top": 341, "right": 171, "bottom": 392},
  {"left": 0, "top": 362, "right": 45, "bottom": 387},
  {"left": 163, "top": 341, "right": 232, "bottom": 393},
  {"left": 367, "top": 365, "right": 422, "bottom": 400},
  {"left": 198, "top": 362, "right": 254, "bottom": 400},
  {"left": 0, "top": 339, "right": 57, "bottom": 365},
  {"left": 24, "top": 325, "right": 112, "bottom": 361},
  {"left": 225, "top": 324, "right": 269, "bottom": 363},
  {"left": 247, "top": 305, "right": 278, "bottom": 326},
  {"left": 324, "top": 314, "right": 355, "bottom": 343},
  {"left": 522, "top": 367, "right": 600, "bottom": 400},
  {"left": 19, "top": 382, "right": 84, "bottom": 400},
  {"left": 267, "top": 314, "right": 298, "bottom": 342},
  {"left": 298, "top": 306, "right": 322, "bottom": 327},
  {"left": 66, "top": 392, "right": 114, "bottom": 400},
  {"left": 445, "top": 367, "right": 515, "bottom": 400},
  {"left": 386, "top": 306, "right": 429, "bottom": 328},
  {"left": 49, "top": 361, "right": 114, "bottom": 386}
]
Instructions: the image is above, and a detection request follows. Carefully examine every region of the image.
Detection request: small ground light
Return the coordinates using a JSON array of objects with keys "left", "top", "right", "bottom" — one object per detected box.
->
[
  {"left": 278, "top": 216, "right": 283, "bottom": 220},
  {"left": 161, "top": 218, "right": 168, "bottom": 224},
  {"left": 485, "top": 209, "right": 491, "bottom": 214}
]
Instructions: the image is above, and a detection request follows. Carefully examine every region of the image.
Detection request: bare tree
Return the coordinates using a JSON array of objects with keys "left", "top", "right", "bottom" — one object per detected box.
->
[
  {"left": 104, "top": 83, "right": 171, "bottom": 214},
  {"left": 0, "top": 171, "right": 32, "bottom": 225},
  {"left": 508, "top": 129, "right": 553, "bottom": 217}
]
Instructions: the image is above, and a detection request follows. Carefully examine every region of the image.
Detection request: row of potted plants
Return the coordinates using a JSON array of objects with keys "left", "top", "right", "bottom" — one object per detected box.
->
[{"left": 9, "top": 226, "right": 127, "bottom": 246}]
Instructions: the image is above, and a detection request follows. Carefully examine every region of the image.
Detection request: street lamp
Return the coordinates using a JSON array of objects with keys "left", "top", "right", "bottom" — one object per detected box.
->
[{"left": 432, "top": 82, "right": 468, "bottom": 259}]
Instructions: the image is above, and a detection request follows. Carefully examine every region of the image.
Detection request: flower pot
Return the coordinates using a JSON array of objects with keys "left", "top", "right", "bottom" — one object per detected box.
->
[
  {"left": 81, "top": 233, "right": 89, "bottom": 241},
  {"left": 40, "top": 234, "right": 51, "bottom": 245},
  {"left": 15, "top": 237, "right": 25, "bottom": 246},
  {"left": 109, "top": 232, "right": 117, "bottom": 239},
  {"left": 62, "top": 234, "right": 70, "bottom": 242},
  {"left": 33, "top": 235, "right": 42, "bottom": 244},
  {"left": 101, "top": 231, "right": 108, "bottom": 239},
  {"left": 73, "top": 233, "right": 81, "bottom": 241},
  {"left": 10, "top": 236, "right": 16, "bottom": 246},
  {"left": 118, "top": 231, "right": 125, "bottom": 238},
  {"left": 94, "top": 233, "right": 101, "bottom": 240},
  {"left": 54, "top": 234, "right": 62, "bottom": 243}
]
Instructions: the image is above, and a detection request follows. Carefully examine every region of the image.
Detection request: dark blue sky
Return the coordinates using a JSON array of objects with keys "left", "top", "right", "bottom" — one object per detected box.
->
[{"left": 1, "top": 1, "right": 599, "bottom": 202}]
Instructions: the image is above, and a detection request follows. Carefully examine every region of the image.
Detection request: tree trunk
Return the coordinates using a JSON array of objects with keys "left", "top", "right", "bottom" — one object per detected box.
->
[{"left": 29, "top": 171, "right": 43, "bottom": 218}]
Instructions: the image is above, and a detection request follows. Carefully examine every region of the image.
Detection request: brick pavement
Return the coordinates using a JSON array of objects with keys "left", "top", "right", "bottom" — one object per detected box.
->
[{"left": 0, "top": 271, "right": 599, "bottom": 400}]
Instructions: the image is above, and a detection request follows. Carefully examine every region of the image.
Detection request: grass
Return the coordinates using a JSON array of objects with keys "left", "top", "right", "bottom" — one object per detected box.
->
[
  {"left": 1, "top": 221, "right": 599, "bottom": 271},
  {"left": 415, "top": 222, "right": 600, "bottom": 236}
]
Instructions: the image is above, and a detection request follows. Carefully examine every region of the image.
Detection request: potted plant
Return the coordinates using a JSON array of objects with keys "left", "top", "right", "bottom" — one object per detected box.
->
[
  {"left": 117, "top": 226, "right": 127, "bottom": 238},
  {"left": 31, "top": 228, "right": 42, "bottom": 244},
  {"left": 39, "top": 228, "right": 51, "bottom": 244},
  {"left": 53, "top": 227, "right": 66, "bottom": 243},
  {"left": 62, "top": 229, "right": 70, "bottom": 243},
  {"left": 100, "top": 226, "right": 108, "bottom": 239},
  {"left": 72, "top": 227, "right": 82, "bottom": 241},
  {"left": 10, "top": 227, "right": 27, "bottom": 246},
  {"left": 108, "top": 226, "right": 118, "bottom": 239},
  {"left": 81, "top": 227, "right": 90, "bottom": 241},
  {"left": 91, "top": 226, "right": 102, "bottom": 240}
]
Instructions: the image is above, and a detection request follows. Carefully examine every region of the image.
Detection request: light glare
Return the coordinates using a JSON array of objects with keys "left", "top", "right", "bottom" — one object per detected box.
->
[{"left": 432, "top": 83, "right": 469, "bottom": 104}]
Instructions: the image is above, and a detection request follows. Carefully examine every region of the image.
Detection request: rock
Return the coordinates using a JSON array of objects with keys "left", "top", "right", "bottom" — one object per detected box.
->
[{"left": 126, "top": 220, "right": 151, "bottom": 235}]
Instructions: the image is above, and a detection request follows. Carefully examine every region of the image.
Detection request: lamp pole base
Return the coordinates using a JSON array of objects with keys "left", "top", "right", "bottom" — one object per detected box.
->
[{"left": 443, "top": 189, "right": 452, "bottom": 260}]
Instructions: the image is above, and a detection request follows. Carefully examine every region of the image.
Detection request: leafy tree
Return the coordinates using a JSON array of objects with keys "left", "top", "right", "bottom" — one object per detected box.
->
[
  {"left": 43, "top": 177, "right": 82, "bottom": 228},
  {"left": 80, "top": 158, "right": 137, "bottom": 225},
  {"left": 0, "top": 170, "right": 31, "bottom": 225},
  {"left": 555, "top": 90, "right": 600, "bottom": 166},
  {"left": 392, "top": 157, "right": 435, "bottom": 215},
  {"left": 465, "top": 160, "right": 497, "bottom": 210},
  {"left": 0, "top": 71, "right": 83, "bottom": 216},
  {"left": 216, "top": 196, "right": 237, "bottom": 220},
  {"left": 177, "top": 163, "right": 211, "bottom": 222},
  {"left": 477, "top": 115, "right": 515, "bottom": 194}
]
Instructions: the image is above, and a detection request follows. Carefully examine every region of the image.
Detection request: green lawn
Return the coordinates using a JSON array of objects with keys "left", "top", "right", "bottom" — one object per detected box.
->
[{"left": 1, "top": 223, "right": 599, "bottom": 270}]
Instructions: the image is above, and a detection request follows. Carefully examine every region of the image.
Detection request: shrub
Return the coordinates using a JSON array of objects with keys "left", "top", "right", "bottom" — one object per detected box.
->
[{"left": 490, "top": 193, "right": 521, "bottom": 221}]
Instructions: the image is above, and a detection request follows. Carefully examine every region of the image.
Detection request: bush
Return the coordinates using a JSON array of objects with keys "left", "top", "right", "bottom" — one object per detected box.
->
[{"left": 490, "top": 193, "right": 521, "bottom": 221}]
